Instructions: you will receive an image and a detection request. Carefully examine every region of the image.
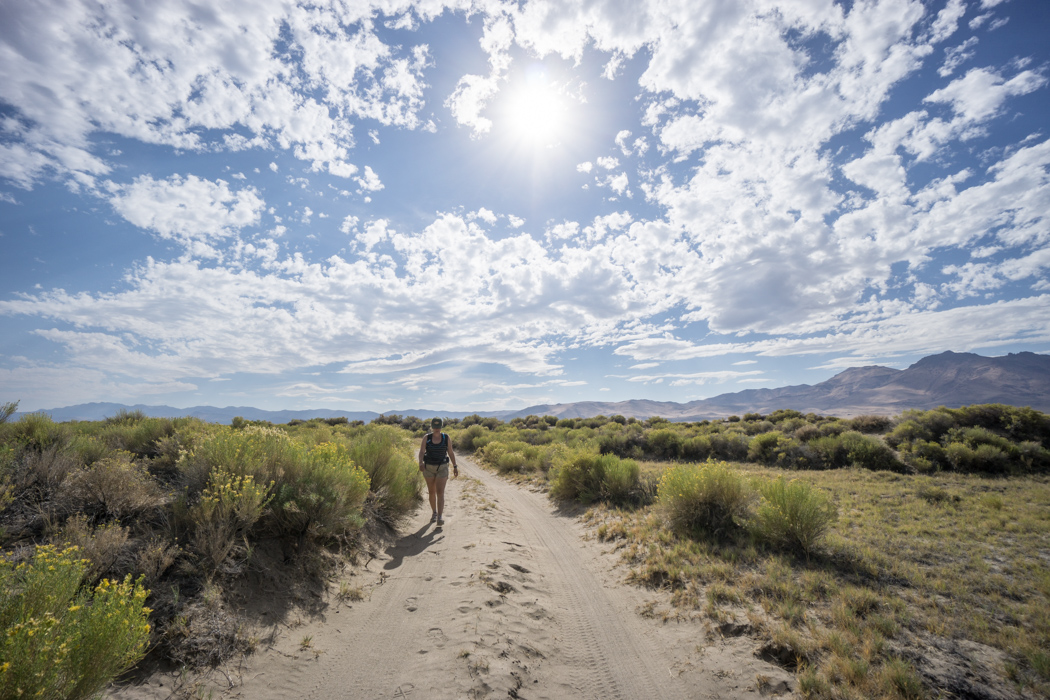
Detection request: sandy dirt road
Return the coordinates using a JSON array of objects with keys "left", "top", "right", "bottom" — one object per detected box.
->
[{"left": 116, "top": 458, "right": 791, "bottom": 699}]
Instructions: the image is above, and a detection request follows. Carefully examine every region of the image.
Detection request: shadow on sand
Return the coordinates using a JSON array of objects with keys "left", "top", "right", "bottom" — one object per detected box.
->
[{"left": 383, "top": 522, "right": 444, "bottom": 570}]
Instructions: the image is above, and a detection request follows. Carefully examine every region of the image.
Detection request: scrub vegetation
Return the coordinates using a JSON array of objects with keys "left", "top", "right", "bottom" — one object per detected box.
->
[
  {"left": 0, "top": 402, "right": 421, "bottom": 694},
  {"left": 2, "top": 400, "right": 1047, "bottom": 698},
  {"left": 442, "top": 404, "right": 1050, "bottom": 699}
]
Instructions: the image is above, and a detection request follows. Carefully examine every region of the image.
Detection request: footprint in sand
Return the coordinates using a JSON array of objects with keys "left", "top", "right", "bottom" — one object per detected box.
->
[
  {"left": 405, "top": 597, "right": 418, "bottom": 612},
  {"left": 427, "top": 627, "right": 448, "bottom": 645},
  {"left": 509, "top": 564, "right": 530, "bottom": 574}
]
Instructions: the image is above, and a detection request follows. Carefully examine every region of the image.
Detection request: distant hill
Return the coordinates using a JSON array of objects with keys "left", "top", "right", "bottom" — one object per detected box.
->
[
  {"left": 13, "top": 351, "right": 1050, "bottom": 424},
  {"left": 505, "top": 351, "right": 1050, "bottom": 420}
]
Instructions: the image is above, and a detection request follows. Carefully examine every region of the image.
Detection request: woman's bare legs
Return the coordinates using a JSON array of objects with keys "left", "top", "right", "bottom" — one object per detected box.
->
[
  {"left": 424, "top": 475, "right": 437, "bottom": 515},
  {"left": 435, "top": 476, "right": 448, "bottom": 519}
]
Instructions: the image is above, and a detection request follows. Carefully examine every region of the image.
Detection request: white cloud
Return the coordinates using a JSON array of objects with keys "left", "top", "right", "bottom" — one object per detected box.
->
[
  {"left": 107, "top": 174, "right": 265, "bottom": 244},
  {"left": 604, "top": 172, "right": 629, "bottom": 196},
  {"left": 471, "top": 208, "right": 498, "bottom": 224},
  {"left": 626, "top": 370, "right": 764, "bottom": 386},
  {"left": 355, "top": 166, "right": 384, "bottom": 193},
  {"left": 446, "top": 74, "right": 499, "bottom": 136},
  {"left": 0, "top": 0, "right": 431, "bottom": 190},
  {"left": 925, "top": 67, "right": 1046, "bottom": 124},
  {"left": 507, "top": 215, "right": 525, "bottom": 228},
  {"left": 939, "top": 37, "right": 978, "bottom": 77},
  {"left": 596, "top": 156, "right": 620, "bottom": 170},
  {"left": 614, "top": 130, "right": 632, "bottom": 155},
  {"left": 340, "top": 215, "right": 360, "bottom": 235},
  {"left": 576, "top": 161, "right": 593, "bottom": 173},
  {"left": 929, "top": 0, "right": 966, "bottom": 44}
]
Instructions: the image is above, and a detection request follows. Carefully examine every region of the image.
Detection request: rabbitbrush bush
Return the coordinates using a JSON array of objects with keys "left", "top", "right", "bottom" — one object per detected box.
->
[
  {"left": 190, "top": 469, "right": 272, "bottom": 572},
  {"left": 751, "top": 477, "right": 838, "bottom": 554},
  {"left": 269, "top": 442, "right": 370, "bottom": 540},
  {"left": 657, "top": 460, "right": 753, "bottom": 537},
  {"left": 0, "top": 545, "right": 151, "bottom": 700}
]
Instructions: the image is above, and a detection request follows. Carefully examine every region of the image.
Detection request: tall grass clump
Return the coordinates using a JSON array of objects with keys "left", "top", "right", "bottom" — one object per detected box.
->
[
  {"left": 0, "top": 545, "right": 151, "bottom": 700},
  {"left": 657, "top": 460, "right": 753, "bottom": 537},
  {"left": 751, "top": 477, "right": 838, "bottom": 554},
  {"left": 345, "top": 425, "right": 421, "bottom": 526},
  {"left": 549, "top": 451, "right": 640, "bottom": 504}
]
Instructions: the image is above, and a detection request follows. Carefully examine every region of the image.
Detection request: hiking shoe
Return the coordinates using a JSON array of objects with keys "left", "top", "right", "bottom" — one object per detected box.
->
[
  {"left": 430, "top": 512, "right": 438, "bottom": 522},
  {"left": 437, "top": 517, "right": 444, "bottom": 526}
]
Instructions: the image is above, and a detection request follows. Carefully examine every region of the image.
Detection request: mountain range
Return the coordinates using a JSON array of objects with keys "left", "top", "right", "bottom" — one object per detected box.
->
[{"left": 12, "top": 351, "right": 1050, "bottom": 424}]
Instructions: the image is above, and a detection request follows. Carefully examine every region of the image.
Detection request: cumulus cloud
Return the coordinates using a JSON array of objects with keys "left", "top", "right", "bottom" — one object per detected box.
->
[
  {"left": 107, "top": 174, "right": 265, "bottom": 244},
  {"left": 355, "top": 166, "right": 384, "bottom": 193},
  {"left": 0, "top": 0, "right": 431, "bottom": 189}
]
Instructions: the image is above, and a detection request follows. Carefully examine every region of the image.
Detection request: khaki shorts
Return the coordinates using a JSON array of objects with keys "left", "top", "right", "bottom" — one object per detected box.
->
[{"left": 422, "top": 462, "right": 449, "bottom": 479}]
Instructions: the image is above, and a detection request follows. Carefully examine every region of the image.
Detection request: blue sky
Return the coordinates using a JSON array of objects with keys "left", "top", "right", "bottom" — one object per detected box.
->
[{"left": 1, "top": 0, "right": 1048, "bottom": 413}]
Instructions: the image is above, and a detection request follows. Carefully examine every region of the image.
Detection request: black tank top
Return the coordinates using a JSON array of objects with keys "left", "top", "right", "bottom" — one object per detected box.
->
[{"left": 424, "top": 433, "right": 449, "bottom": 463}]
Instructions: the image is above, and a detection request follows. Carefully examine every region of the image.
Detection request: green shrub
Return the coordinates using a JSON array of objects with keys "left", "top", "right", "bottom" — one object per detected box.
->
[
  {"left": 455, "top": 424, "right": 488, "bottom": 452},
  {"left": 647, "top": 429, "right": 683, "bottom": 459},
  {"left": 0, "top": 401, "right": 17, "bottom": 424},
  {"left": 901, "top": 440, "right": 948, "bottom": 472},
  {"left": 0, "top": 545, "right": 151, "bottom": 700},
  {"left": 747, "top": 431, "right": 783, "bottom": 463},
  {"left": 269, "top": 442, "right": 370, "bottom": 540},
  {"left": 600, "top": 456, "right": 640, "bottom": 503},
  {"left": 344, "top": 425, "right": 420, "bottom": 525},
  {"left": 3, "top": 413, "right": 71, "bottom": 452},
  {"left": 657, "top": 460, "right": 753, "bottom": 537},
  {"left": 793, "top": 423, "right": 822, "bottom": 443},
  {"left": 708, "top": 431, "right": 751, "bottom": 461},
  {"left": 944, "top": 442, "right": 975, "bottom": 471},
  {"left": 1018, "top": 441, "right": 1050, "bottom": 471},
  {"left": 67, "top": 435, "right": 108, "bottom": 467},
  {"left": 845, "top": 415, "right": 893, "bottom": 434},
  {"left": 99, "top": 418, "right": 176, "bottom": 458},
  {"left": 104, "top": 409, "right": 147, "bottom": 425},
  {"left": 809, "top": 435, "right": 848, "bottom": 469},
  {"left": 549, "top": 451, "right": 639, "bottom": 504},
  {"left": 839, "top": 431, "right": 900, "bottom": 471},
  {"left": 497, "top": 452, "right": 527, "bottom": 473},
  {"left": 972, "top": 444, "right": 1009, "bottom": 473},
  {"left": 681, "top": 435, "right": 713, "bottom": 461},
  {"left": 751, "top": 477, "right": 837, "bottom": 554}
]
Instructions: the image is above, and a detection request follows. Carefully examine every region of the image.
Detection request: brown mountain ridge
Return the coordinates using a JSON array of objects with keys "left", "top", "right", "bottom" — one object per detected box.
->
[{"left": 509, "top": 351, "right": 1050, "bottom": 420}]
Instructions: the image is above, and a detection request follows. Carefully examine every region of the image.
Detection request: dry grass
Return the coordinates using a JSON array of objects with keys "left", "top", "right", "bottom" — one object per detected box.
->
[{"left": 586, "top": 462, "right": 1050, "bottom": 698}]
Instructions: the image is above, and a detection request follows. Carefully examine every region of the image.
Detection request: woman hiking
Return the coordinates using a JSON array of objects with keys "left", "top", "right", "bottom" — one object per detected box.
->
[{"left": 418, "top": 417, "right": 458, "bottom": 526}]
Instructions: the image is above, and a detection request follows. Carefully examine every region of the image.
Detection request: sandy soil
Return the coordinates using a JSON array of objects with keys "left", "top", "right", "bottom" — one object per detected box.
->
[{"left": 111, "top": 458, "right": 794, "bottom": 699}]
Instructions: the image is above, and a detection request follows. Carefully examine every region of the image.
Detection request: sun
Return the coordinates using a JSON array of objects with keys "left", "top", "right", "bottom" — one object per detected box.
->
[{"left": 503, "top": 78, "right": 567, "bottom": 147}]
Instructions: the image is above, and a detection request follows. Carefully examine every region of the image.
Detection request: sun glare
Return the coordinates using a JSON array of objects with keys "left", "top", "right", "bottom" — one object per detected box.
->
[{"left": 505, "top": 80, "right": 567, "bottom": 147}]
